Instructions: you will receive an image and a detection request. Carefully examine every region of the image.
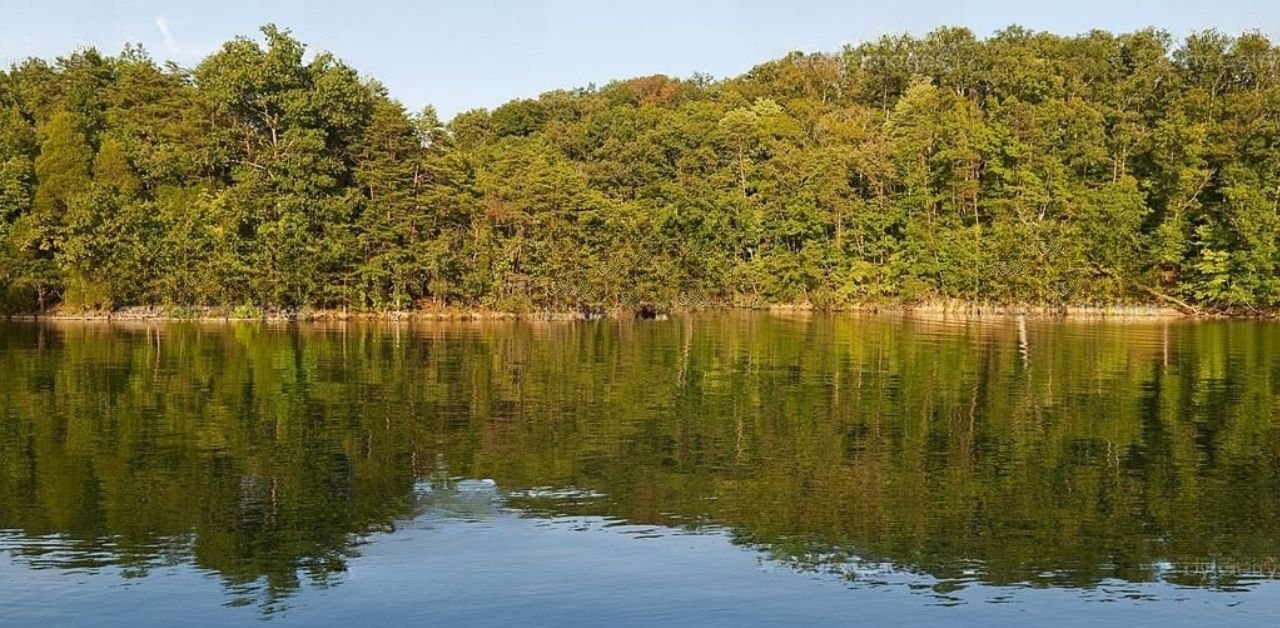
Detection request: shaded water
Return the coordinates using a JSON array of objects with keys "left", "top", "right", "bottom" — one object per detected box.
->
[{"left": 1, "top": 314, "right": 1279, "bottom": 626}]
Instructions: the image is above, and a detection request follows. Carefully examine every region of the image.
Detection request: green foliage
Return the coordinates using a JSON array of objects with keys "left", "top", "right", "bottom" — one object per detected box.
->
[
  {"left": 32, "top": 109, "right": 91, "bottom": 218},
  {"left": 4, "top": 26, "right": 1280, "bottom": 314},
  {"left": 231, "top": 302, "right": 264, "bottom": 319}
]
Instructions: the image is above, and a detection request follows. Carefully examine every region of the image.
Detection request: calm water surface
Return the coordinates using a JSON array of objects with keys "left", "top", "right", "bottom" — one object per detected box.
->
[{"left": 2, "top": 314, "right": 1279, "bottom": 626}]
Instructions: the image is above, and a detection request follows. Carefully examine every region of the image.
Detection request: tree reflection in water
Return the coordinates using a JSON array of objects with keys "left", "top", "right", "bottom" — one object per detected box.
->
[{"left": 1, "top": 315, "right": 1278, "bottom": 613}]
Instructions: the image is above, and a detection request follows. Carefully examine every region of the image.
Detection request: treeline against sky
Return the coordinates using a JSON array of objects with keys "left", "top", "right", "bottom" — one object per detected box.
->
[{"left": 2, "top": 25, "right": 1280, "bottom": 313}]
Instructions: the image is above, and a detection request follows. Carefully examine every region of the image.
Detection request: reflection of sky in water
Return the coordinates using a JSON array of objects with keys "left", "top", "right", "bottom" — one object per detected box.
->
[{"left": 5, "top": 477, "right": 1279, "bottom": 626}]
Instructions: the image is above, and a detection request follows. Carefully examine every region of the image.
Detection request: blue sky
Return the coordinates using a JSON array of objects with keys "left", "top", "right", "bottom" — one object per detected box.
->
[{"left": 2, "top": 1, "right": 1278, "bottom": 119}]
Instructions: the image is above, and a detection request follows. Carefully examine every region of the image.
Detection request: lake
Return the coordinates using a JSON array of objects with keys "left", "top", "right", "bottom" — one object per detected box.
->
[{"left": 1, "top": 314, "right": 1279, "bottom": 626}]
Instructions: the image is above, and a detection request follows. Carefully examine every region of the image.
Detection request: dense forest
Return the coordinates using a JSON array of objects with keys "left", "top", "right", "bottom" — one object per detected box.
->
[{"left": 2, "top": 25, "right": 1280, "bottom": 315}]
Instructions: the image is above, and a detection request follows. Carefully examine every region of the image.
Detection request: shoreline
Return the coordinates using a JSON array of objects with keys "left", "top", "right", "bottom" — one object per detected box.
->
[{"left": 0, "top": 301, "right": 1219, "bottom": 323}]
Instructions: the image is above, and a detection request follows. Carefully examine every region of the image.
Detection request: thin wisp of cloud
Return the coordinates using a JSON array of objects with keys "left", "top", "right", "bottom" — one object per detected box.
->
[{"left": 154, "top": 16, "right": 207, "bottom": 58}]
